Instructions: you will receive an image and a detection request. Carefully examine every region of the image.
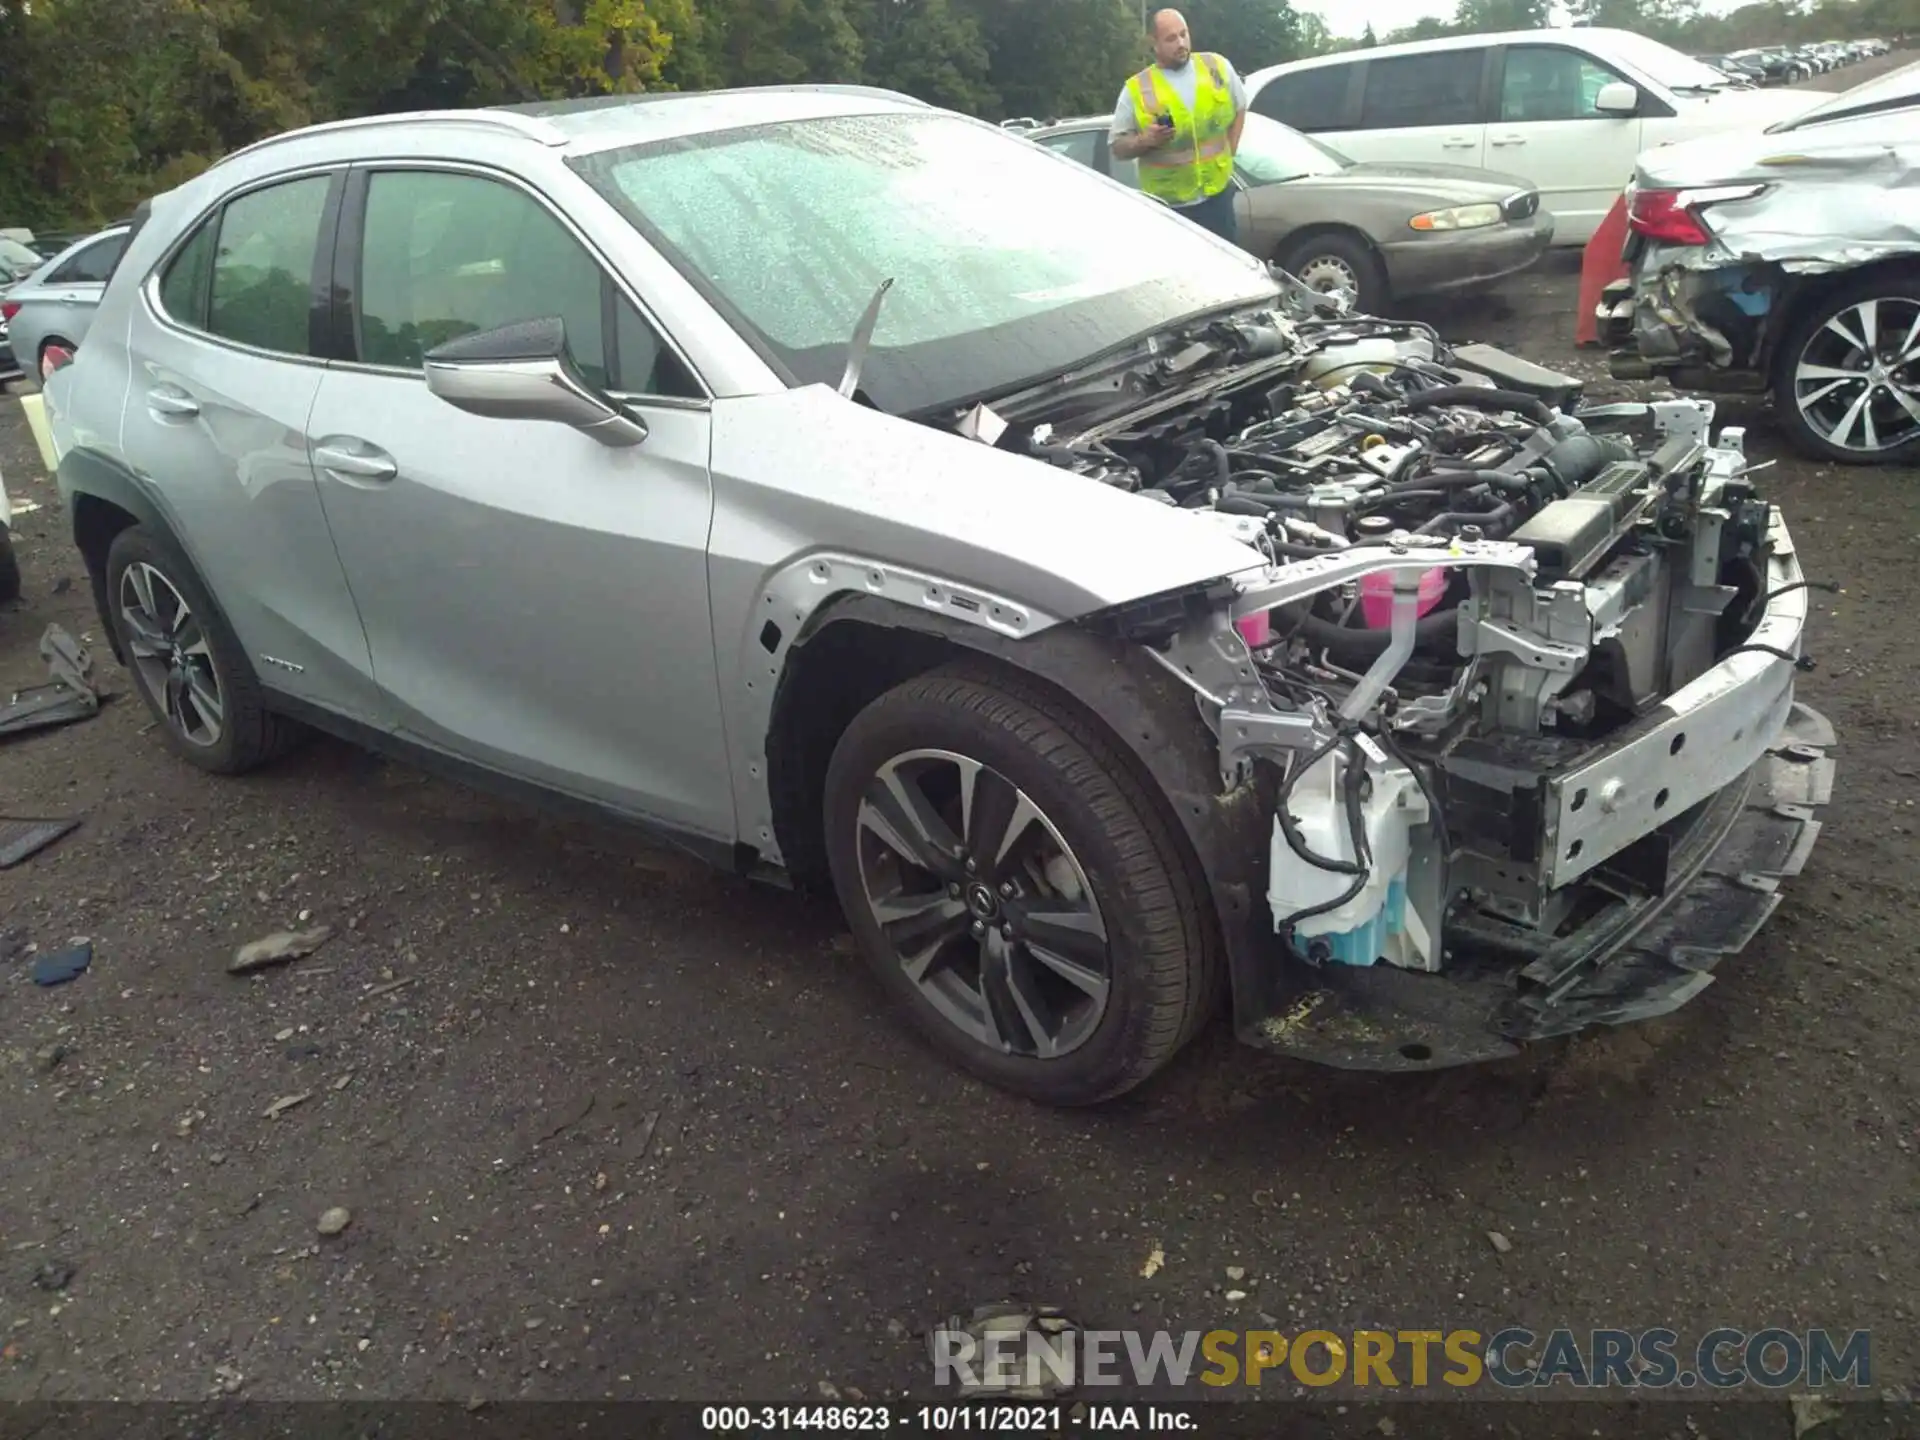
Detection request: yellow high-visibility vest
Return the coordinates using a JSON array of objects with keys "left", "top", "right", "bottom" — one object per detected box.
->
[{"left": 1126, "top": 53, "right": 1237, "bottom": 206}]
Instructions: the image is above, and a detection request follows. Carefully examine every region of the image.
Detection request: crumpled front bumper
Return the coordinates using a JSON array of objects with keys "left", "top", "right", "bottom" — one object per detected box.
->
[{"left": 1236, "top": 504, "right": 1835, "bottom": 1072}]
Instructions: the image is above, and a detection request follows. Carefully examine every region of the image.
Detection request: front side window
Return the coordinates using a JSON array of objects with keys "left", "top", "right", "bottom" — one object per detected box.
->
[
  {"left": 1252, "top": 64, "right": 1353, "bottom": 133},
  {"left": 355, "top": 168, "right": 698, "bottom": 397},
  {"left": 1360, "top": 52, "right": 1486, "bottom": 129},
  {"left": 571, "top": 111, "right": 1275, "bottom": 415},
  {"left": 51, "top": 232, "right": 127, "bottom": 285},
  {"left": 1500, "top": 46, "right": 1630, "bottom": 121}
]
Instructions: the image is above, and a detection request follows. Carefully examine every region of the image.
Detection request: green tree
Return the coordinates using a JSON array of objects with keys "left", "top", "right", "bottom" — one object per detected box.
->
[
  {"left": 1177, "top": 0, "right": 1308, "bottom": 70},
  {"left": 1451, "top": 0, "right": 1551, "bottom": 31},
  {"left": 965, "top": 0, "right": 1142, "bottom": 119},
  {"left": 856, "top": 0, "right": 998, "bottom": 111},
  {"left": 1360, "top": 22, "right": 1379, "bottom": 45}
]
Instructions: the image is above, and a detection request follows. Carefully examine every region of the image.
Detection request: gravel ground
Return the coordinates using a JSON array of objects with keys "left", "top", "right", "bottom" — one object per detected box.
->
[{"left": 2, "top": 56, "right": 1917, "bottom": 1435}]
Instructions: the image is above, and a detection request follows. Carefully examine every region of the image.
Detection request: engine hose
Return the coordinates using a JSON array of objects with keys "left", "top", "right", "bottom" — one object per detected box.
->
[
  {"left": 1197, "top": 439, "right": 1233, "bottom": 492},
  {"left": 1403, "top": 384, "right": 1554, "bottom": 426},
  {"left": 1360, "top": 469, "right": 1504, "bottom": 505},
  {"left": 1416, "top": 502, "right": 1514, "bottom": 536},
  {"left": 1286, "top": 606, "right": 1458, "bottom": 658}
]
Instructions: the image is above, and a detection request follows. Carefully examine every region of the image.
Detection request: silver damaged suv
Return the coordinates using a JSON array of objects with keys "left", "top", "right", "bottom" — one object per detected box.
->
[{"left": 44, "top": 87, "right": 1835, "bottom": 1105}]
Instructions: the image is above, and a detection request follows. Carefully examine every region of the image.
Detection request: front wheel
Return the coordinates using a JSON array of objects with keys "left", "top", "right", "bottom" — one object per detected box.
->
[
  {"left": 821, "top": 662, "right": 1220, "bottom": 1106},
  {"left": 1279, "top": 231, "right": 1387, "bottom": 316},
  {"left": 1771, "top": 272, "right": 1920, "bottom": 465}
]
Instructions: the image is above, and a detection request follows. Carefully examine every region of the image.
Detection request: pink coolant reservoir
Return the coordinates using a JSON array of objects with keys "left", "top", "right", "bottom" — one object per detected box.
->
[
  {"left": 1360, "top": 568, "right": 1449, "bottom": 628},
  {"left": 1235, "top": 609, "right": 1272, "bottom": 648}
]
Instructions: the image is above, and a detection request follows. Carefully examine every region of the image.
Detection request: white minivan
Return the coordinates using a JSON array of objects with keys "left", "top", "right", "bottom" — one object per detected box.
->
[{"left": 1244, "top": 27, "right": 1828, "bottom": 245}]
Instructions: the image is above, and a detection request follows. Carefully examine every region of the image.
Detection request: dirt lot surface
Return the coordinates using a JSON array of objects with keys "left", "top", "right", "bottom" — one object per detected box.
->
[{"left": 3, "top": 54, "right": 1917, "bottom": 1436}]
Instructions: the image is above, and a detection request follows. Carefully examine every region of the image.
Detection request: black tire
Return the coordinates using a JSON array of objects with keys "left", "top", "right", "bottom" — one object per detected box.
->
[
  {"left": 0, "top": 526, "right": 19, "bottom": 605},
  {"left": 104, "top": 525, "right": 305, "bottom": 774},
  {"left": 821, "top": 660, "right": 1220, "bottom": 1107},
  {"left": 1770, "top": 269, "right": 1920, "bottom": 466},
  {"left": 1280, "top": 230, "right": 1387, "bottom": 315}
]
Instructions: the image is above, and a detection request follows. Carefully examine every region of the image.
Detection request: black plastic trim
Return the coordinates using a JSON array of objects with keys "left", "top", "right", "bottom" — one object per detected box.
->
[
  {"left": 331, "top": 166, "right": 370, "bottom": 363},
  {"left": 260, "top": 688, "right": 753, "bottom": 880}
]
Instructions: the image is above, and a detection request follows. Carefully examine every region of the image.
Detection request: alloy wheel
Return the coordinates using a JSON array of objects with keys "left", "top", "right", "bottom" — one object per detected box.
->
[
  {"left": 119, "top": 560, "right": 225, "bottom": 747},
  {"left": 852, "top": 748, "right": 1112, "bottom": 1059},
  {"left": 1791, "top": 296, "right": 1920, "bottom": 455}
]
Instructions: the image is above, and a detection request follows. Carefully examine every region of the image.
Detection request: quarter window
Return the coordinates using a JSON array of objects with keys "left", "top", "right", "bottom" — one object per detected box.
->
[
  {"left": 1500, "top": 46, "right": 1630, "bottom": 121},
  {"left": 355, "top": 169, "right": 699, "bottom": 397},
  {"left": 1359, "top": 51, "right": 1486, "bottom": 129},
  {"left": 1252, "top": 64, "right": 1353, "bottom": 132}
]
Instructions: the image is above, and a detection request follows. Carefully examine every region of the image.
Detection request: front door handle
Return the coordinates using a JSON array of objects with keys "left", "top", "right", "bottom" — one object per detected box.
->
[
  {"left": 313, "top": 440, "right": 398, "bottom": 483},
  {"left": 1442, "top": 138, "right": 1477, "bottom": 149},
  {"left": 1490, "top": 134, "right": 1527, "bottom": 147},
  {"left": 146, "top": 386, "right": 199, "bottom": 418}
]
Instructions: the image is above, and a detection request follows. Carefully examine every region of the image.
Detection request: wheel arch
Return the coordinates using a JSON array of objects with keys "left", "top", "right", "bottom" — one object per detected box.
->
[
  {"left": 1273, "top": 223, "right": 1389, "bottom": 302},
  {"left": 762, "top": 592, "right": 1274, "bottom": 1027},
  {"left": 60, "top": 447, "right": 214, "bottom": 667},
  {"left": 1764, "top": 255, "right": 1920, "bottom": 379}
]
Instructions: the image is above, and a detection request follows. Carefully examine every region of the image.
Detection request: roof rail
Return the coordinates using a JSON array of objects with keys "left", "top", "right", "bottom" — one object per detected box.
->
[{"left": 212, "top": 108, "right": 568, "bottom": 171}]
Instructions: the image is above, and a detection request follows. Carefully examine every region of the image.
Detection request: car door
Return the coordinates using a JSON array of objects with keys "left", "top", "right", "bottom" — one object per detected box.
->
[
  {"left": 120, "top": 167, "right": 385, "bottom": 724},
  {"left": 1489, "top": 43, "right": 1648, "bottom": 242},
  {"left": 304, "top": 162, "right": 734, "bottom": 836},
  {"left": 1343, "top": 49, "right": 1492, "bottom": 169}
]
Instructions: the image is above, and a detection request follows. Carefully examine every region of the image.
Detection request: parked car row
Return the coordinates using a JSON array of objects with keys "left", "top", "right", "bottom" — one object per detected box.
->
[{"left": 1700, "top": 37, "right": 1891, "bottom": 86}]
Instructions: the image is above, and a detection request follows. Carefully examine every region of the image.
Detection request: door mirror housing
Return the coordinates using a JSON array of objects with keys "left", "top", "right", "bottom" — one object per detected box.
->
[
  {"left": 1593, "top": 82, "right": 1640, "bottom": 116},
  {"left": 423, "top": 317, "right": 648, "bottom": 448}
]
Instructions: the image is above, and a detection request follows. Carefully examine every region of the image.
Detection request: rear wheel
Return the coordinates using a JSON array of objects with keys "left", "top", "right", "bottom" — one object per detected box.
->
[
  {"left": 1280, "top": 231, "right": 1386, "bottom": 315},
  {"left": 821, "top": 662, "right": 1219, "bottom": 1106},
  {"left": 1771, "top": 272, "right": 1920, "bottom": 465},
  {"left": 104, "top": 526, "right": 305, "bottom": 774}
]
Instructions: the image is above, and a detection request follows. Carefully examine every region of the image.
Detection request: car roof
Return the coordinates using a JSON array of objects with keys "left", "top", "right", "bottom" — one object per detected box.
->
[
  {"left": 210, "top": 84, "right": 935, "bottom": 174},
  {"left": 1245, "top": 25, "right": 1652, "bottom": 81}
]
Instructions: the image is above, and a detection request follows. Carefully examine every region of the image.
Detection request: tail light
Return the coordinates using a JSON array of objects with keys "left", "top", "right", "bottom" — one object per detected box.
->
[
  {"left": 1626, "top": 183, "right": 1767, "bottom": 246},
  {"left": 1, "top": 300, "right": 19, "bottom": 322}
]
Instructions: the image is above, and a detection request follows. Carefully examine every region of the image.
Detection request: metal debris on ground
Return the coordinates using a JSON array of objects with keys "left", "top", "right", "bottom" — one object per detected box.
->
[
  {"left": 228, "top": 925, "right": 335, "bottom": 975},
  {"left": 931, "top": 1304, "right": 1080, "bottom": 1399},
  {"left": 30, "top": 942, "right": 91, "bottom": 987},
  {"left": 0, "top": 816, "right": 82, "bottom": 868},
  {"left": 262, "top": 1092, "right": 314, "bottom": 1120},
  {"left": 0, "top": 626, "right": 101, "bottom": 738}
]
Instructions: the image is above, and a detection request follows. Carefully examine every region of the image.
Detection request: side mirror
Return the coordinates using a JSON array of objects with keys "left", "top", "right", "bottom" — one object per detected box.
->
[
  {"left": 423, "top": 316, "right": 647, "bottom": 448},
  {"left": 1594, "top": 81, "right": 1640, "bottom": 116}
]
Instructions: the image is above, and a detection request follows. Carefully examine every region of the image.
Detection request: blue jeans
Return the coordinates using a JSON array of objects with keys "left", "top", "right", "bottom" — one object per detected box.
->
[{"left": 1177, "top": 186, "right": 1239, "bottom": 245}]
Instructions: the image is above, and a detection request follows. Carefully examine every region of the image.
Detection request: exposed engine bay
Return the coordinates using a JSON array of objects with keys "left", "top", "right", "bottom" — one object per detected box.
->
[{"left": 955, "top": 281, "right": 1832, "bottom": 1065}]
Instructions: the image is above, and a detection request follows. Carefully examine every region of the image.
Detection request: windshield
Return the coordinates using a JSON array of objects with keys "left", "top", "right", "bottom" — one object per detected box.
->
[
  {"left": 571, "top": 111, "right": 1275, "bottom": 415},
  {"left": 0, "top": 237, "right": 41, "bottom": 280},
  {"left": 1234, "top": 113, "right": 1349, "bottom": 184},
  {"left": 1602, "top": 31, "right": 1730, "bottom": 89}
]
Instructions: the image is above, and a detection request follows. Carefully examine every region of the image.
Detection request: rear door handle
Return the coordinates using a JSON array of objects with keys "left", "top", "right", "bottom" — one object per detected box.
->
[
  {"left": 145, "top": 386, "right": 199, "bottom": 418},
  {"left": 1491, "top": 134, "right": 1526, "bottom": 147},
  {"left": 1442, "top": 138, "right": 1477, "bottom": 149},
  {"left": 313, "top": 440, "right": 398, "bottom": 483}
]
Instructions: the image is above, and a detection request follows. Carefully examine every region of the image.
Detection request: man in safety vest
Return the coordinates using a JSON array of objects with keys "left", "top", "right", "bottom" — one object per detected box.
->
[{"left": 1109, "top": 8, "right": 1249, "bottom": 243}]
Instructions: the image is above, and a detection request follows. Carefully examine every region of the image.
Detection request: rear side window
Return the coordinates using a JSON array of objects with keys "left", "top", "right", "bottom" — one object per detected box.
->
[
  {"left": 49, "top": 232, "right": 127, "bottom": 285},
  {"left": 1360, "top": 51, "right": 1486, "bottom": 128},
  {"left": 1253, "top": 64, "right": 1352, "bottom": 132},
  {"left": 155, "top": 173, "right": 332, "bottom": 357}
]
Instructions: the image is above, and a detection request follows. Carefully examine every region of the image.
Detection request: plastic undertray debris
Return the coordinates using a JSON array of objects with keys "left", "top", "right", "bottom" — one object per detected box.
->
[
  {"left": 0, "top": 816, "right": 82, "bottom": 868},
  {"left": 0, "top": 624, "right": 101, "bottom": 738}
]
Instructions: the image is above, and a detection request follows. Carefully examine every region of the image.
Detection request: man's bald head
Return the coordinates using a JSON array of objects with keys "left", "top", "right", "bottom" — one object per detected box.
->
[{"left": 1148, "top": 7, "right": 1191, "bottom": 67}]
